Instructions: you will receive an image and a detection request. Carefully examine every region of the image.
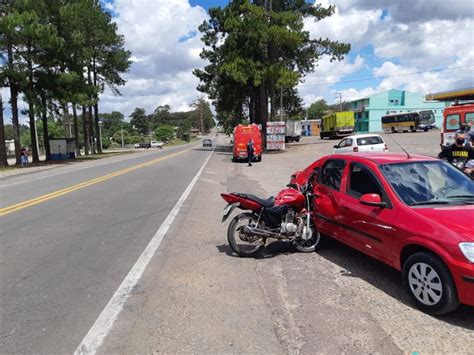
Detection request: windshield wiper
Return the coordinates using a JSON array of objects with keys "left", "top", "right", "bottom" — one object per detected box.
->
[
  {"left": 446, "top": 195, "right": 474, "bottom": 199},
  {"left": 409, "top": 200, "right": 450, "bottom": 206}
]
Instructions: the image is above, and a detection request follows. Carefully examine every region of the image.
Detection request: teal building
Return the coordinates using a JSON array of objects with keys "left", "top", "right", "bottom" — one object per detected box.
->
[{"left": 350, "top": 89, "right": 449, "bottom": 133}]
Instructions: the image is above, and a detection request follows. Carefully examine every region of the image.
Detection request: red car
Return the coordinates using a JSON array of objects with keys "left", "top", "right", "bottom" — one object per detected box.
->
[{"left": 291, "top": 153, "right": 474, "bottom": 315}]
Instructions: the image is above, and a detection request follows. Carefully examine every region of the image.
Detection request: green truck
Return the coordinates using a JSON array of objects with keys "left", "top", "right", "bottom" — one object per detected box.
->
[{"left": 320, "top": 111, "right": 355, "bottom": 139}]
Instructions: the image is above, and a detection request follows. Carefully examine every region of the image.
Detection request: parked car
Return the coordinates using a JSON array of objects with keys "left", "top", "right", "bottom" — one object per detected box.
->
[
  {"left": 333, "top": 134, "right": 388, "bottom": 153},
  {"left": 290, "top": 153, "right": 474, "bottom": 315},
  {"left": 202, "top": 139, "right": 212, "bottom": 147},
  {"left": 150, "top": 141, "right": 164, "bottom": 148},
  {"left": 134, "top": 142, "right": 151, "bottom": 149}
]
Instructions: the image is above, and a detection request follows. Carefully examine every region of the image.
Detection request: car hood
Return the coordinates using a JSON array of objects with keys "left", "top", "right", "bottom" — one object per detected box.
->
[{"left": 412, "top": 206, "right": 474, "bottom": 241}]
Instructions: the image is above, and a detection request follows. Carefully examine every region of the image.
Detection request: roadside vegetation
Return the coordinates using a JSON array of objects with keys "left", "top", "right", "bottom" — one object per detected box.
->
[{"left": 194, "top": 0, "right": 350, "bottom": 135}]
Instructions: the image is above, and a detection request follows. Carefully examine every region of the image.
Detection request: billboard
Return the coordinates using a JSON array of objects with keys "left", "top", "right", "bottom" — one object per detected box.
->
[{"left": 266, "top": 121, "right": 285, "bottom": 150}]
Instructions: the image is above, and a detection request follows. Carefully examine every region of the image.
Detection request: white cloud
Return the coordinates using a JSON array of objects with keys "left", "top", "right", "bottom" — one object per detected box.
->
[
  {"left": 298, "top": 55, "right": 365, "bottom": 106},
  {"left": 99, "top": 0, "right": 209, "bottom": 118}
]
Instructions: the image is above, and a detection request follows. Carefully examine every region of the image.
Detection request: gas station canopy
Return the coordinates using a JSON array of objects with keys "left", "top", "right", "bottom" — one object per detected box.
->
[{"left": 425, "top": 87, "right": 474, "bottom": 102}]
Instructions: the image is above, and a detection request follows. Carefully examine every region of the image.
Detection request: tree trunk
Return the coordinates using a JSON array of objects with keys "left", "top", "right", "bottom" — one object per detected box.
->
[
  {"left": 82, "top": 105, "right": 89, "bottom": 155},
  {"left": 88, "top": 105, "right": 95, "bottom": 154},
  {"left": 72, "top": 104, "right": 81, "bottom": 156},
  {"left": 92, "top": 61, "right": 102, "bottom": 154},
  {"left": 41, "top": 95, "right": 51, "bottom": 161},
  {"left": 27, "top": 99, "right": 40, "bottom": 162},
  {"left": 249, "top": 89, "right": 256, "bottom": 123},
  {"left": 269, "top": 80, "right": 275, "bottom": 121},
  {"left": 7, "top": 44, "right": 21, "bottom": 165},
  {"left": 62, "top": 103, "right": 70, "bottom": 138},
  {"left": 0, "top": 92, "right": 8, "bottom": 167},
  {"left": 94, "top": 102, "right": 101, "bottom": 153}
]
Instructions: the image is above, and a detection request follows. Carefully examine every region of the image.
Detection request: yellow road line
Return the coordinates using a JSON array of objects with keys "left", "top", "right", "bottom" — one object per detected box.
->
[{"left": 0, "top": 148, "right": 193, "bottom": 217}]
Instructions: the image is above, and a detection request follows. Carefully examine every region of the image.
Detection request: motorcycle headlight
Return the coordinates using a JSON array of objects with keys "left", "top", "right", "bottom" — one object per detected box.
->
[{"left": 459, "top": 242, "right": 474, "bottom": 263}]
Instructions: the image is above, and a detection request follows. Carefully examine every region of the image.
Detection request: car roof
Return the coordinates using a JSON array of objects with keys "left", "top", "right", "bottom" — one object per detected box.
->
[
  {"left": 342, "top": 134, "right": 383, "bottom": 140},
  {"left": 330, "top": 152, "right": 438, "bottom": 164}
]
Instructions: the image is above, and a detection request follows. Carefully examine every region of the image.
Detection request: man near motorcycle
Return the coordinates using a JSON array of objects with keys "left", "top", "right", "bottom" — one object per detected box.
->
[{"left": 438, "top": 132, "right": 474, "bottom": 175}]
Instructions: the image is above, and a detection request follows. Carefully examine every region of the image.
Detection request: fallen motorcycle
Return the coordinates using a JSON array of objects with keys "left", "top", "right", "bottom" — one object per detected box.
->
[{"left": 220, "top": 170, "right": 321, "bottom": 257}]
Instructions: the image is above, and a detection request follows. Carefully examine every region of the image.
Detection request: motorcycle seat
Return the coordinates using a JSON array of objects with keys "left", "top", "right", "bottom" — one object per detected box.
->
[{"left": 235, "top": 193, "right": 275, "bottom": 207}]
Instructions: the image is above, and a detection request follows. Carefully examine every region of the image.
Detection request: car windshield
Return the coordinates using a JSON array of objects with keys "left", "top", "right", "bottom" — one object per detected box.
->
[
  {"left": 380, "top": 161, "right": 474, "bottom": 206},
  {"left": 357, "top": 136, "right": 383, "bottom": 145}
]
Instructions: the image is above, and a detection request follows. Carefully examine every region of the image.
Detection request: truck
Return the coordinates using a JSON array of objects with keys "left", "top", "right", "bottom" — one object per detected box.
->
[
  {"left": 232, "top": 124, "right": 263, "bottom": 162},
  {"left": 320, "top": 111, "right": 355, "bottom": 139},
  {"left": 285, "top": 121, "right": 302, "bottom": 142}
]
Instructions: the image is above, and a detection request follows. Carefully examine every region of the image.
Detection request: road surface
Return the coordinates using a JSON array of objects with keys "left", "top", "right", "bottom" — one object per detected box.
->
[{"left": 1, "top": 141, "right": 212, "bottom": 353}]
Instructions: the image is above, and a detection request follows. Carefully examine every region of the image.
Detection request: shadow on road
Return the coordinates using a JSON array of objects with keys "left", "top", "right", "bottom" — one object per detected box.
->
[
  {"left": 216, "top": 240, "right": 296, "bottom": 259},
  {"left": 317, "top": 238, "right": 474, "bottom": 329}
]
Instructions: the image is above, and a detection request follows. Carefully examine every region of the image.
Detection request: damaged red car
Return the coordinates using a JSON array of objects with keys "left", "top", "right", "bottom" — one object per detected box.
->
[{"left": 291, "top": 153, "right": 474, "bottom": 315}]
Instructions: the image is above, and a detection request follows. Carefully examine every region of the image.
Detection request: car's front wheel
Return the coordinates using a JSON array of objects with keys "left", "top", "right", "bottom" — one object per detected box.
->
[{"left": 403, "top": 252, "right": 459, "bottom": 315}]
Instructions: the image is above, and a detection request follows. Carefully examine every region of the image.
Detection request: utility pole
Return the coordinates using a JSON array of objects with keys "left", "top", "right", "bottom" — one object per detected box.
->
[
  {"left": 334, "top": 92, "right": 342, "bottom": 111},
  {"left": 280, "top": 87, "right": 283, "bottom": 121},
  {"left": 200, "top": 98, "right": 204, "bottom": 135},
  {"left": 121, "top": 126, "right": 124, "bottom": 148}
]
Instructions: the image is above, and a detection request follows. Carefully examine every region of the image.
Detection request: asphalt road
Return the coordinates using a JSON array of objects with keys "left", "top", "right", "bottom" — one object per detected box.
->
[
  {"left": 1, "top": 130, "right": 473, "bottom": 354},
  {"left": 0, "top": 141, "right": 212, "bottom": 353}
]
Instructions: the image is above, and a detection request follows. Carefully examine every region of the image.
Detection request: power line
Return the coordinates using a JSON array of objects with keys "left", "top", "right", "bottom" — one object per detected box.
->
[{"left": 301, "top": 64, "right": 474, "bottom": 87}]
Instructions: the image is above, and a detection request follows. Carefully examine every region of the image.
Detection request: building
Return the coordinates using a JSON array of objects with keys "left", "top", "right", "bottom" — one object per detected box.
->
[{"left": 350, "top": 89, "right": 449, "bottom": 133}]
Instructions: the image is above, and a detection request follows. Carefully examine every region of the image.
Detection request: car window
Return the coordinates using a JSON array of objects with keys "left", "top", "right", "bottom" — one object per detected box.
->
[
  {"left": 345, "top": 138, "right": 353, "bottom": 147},
  {"left": 337, "top": 139, "right": 347, "bottom": 148},
  {"left": 466, "top": 113, "right": 474, "bottom": 128},
  {"left": 445, "top": 114, "right": 460, "bottom": 130},
  {"left": 348, "top": 163, "right": 382, "bottom": 198},
  {"left": 319, "top": 159, "right": 346, "bottom": 191},
  {"left": 380, "top": 161, "right": 474, "bottom": 205},
  {"left": 357, "top": 136, "right": 383, "bottom": 146}
]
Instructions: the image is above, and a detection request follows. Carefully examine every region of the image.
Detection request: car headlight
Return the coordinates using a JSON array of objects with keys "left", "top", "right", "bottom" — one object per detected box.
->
[{"left": 459, "top": 243, "right": 474, "bottom": 263}]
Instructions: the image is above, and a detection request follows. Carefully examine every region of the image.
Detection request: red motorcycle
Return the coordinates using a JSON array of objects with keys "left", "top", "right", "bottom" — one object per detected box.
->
[{"left": 221, "top": 169, "right": 321, "bottom": 257}]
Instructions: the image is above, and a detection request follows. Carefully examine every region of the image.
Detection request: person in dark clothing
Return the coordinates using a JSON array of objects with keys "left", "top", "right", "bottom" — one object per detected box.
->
[
  {"left": 438, "top": 132, "right": 474, "bottom": 172},
  {"left": 247, "top": 138, "right": 254, "bottom": 167}
]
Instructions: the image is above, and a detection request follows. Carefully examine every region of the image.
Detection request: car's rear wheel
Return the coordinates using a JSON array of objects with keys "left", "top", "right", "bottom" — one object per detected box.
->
[{"left": 403, "top": 252, "right": 459, "bottom": 315}]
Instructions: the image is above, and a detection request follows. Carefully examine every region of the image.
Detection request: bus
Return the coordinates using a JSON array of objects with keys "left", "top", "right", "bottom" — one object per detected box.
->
[
  {"left": 381, "top": 112, "right": 420, "bottom": 133},
  {"left": 418, "top": 110, "right": 435, "bottom": 131},
  {"left": 441, "top": 103, "right": 474, "bottom": 147}
]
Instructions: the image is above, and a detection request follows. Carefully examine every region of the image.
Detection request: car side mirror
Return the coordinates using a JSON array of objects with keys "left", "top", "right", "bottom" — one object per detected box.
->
[
  {"left": 360, "top": 193, "right": 386, "bottom": 208},
  {"left": 333, "top": 145, "right": 338, "bottom": 148}
]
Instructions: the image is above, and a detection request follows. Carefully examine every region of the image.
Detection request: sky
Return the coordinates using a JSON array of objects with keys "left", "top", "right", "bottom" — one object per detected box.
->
[{"left": 3, "top": 0, "right": 474, "bottom": 122}]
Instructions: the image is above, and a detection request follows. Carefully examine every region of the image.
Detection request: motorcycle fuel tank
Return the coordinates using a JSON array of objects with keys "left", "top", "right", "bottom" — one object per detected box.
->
[{"left": 275, "top": 188, "right": 305, "bottom": 208}]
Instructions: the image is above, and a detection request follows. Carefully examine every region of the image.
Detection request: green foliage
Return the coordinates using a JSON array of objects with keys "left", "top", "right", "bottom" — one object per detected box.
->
[
  {"left": 307, "top": 99, "right": 328, "bottom": 120},
  {"left": 154, "top": 125, "right": 175, "bottom": 142},
  {"left": 129, "top": 108, "right": 149, "bottom": 135},
  {"left": 0, "top": 0, "right": 130, "bottom": 159},
  {"left": 194, "top": 0, "right": 350, "bottom": 129}
]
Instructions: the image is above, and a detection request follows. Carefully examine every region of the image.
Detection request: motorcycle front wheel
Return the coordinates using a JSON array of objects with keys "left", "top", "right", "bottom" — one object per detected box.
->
[
  {"left": 227, "top": 212, "right": 265, "bottom": 257},
  {"left": 292, "top": 221, "right": 322, "bottom": 253}
]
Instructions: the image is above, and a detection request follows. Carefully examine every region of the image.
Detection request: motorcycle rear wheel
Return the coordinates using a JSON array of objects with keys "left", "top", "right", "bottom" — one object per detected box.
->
[{"left": 227, "top": 212, "right": 265, "bottom": 257}]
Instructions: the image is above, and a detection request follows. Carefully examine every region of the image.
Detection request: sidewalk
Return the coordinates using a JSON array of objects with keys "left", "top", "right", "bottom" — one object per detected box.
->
[{"left": 98, "top": 134, "right": 473, "bottom": 353}]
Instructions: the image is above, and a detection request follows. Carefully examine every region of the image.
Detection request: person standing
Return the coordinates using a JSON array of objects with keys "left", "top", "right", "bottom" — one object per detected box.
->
[
  {"left": 438, "top": 132, "right": 474, "bottom": 172},
  {"left": 20, "top": 147, "right": 29, "bottom": 168},
  {"left": 247, "top": 138, "right": 254, "bottom": 167}
]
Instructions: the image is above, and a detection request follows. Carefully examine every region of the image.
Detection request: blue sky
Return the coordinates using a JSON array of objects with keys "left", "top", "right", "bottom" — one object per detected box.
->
[{"left": 3, "top": 0, "right": 473, "bottom": 122}]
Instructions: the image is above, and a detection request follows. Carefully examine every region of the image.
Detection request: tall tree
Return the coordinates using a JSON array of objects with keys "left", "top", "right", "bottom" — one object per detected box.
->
[
  {"left": 307, "top": 99, "right": 328, "bottom": 120},
  {"left": 195, "top": 0, "right": 350, "bottom": 144},
  {"left": 130, "top": 108, "right": 149, "bottom": 135}
]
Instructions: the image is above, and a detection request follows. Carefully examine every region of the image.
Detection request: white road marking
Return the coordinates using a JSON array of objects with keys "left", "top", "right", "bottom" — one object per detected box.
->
[{"left": 74, "top": 149, "right": 214, "bottom": 355}]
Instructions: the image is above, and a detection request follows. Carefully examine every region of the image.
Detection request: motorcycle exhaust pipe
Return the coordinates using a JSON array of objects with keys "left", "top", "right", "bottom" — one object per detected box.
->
[{"left": 242, "top": 226, "right": 286, "bottom": 239}]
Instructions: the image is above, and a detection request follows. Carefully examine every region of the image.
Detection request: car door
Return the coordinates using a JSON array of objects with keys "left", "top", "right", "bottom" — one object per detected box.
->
[
  {"left": 313, "top": 159, "right": 350, "bottom": 242},
  {"left": 334, "top": 138, "right": 353, "bottom": 153},
  {"left": 336, "top": 162, "right": 397, "bottom": 263}
]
